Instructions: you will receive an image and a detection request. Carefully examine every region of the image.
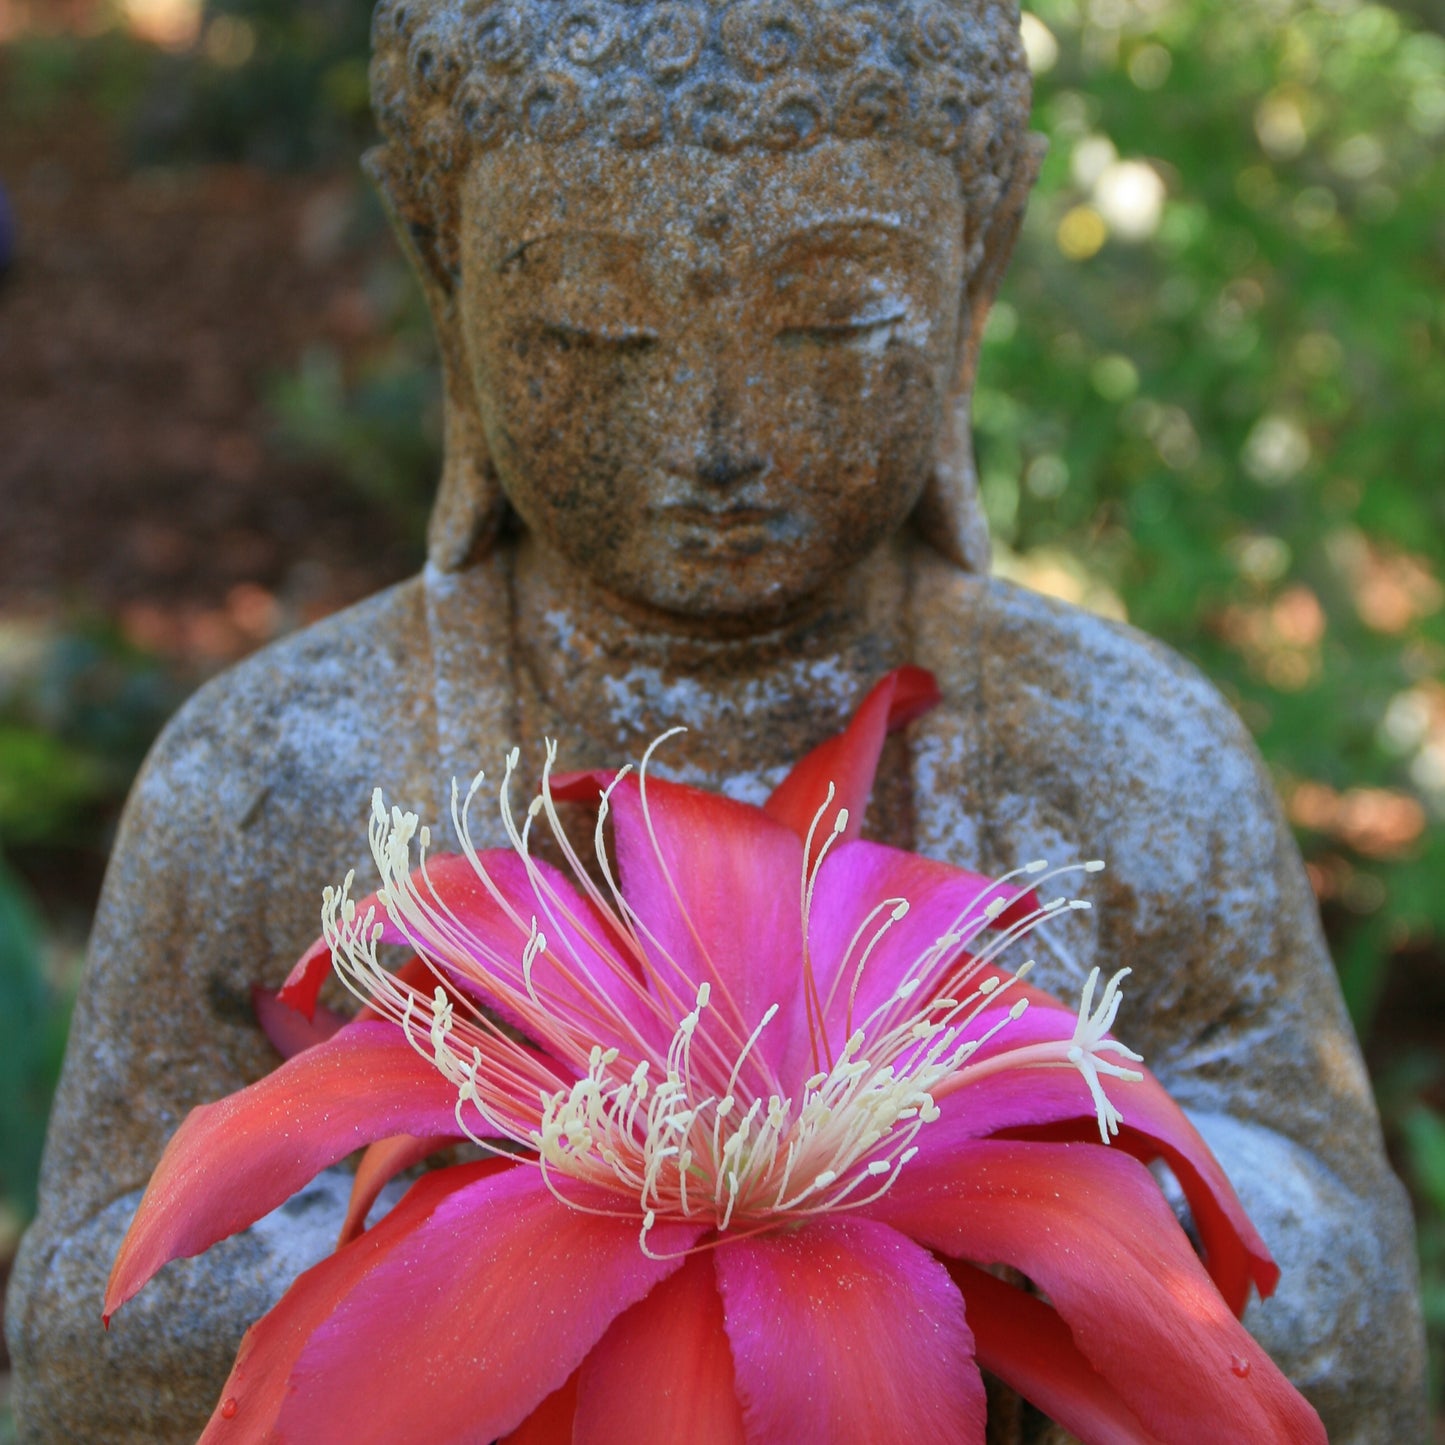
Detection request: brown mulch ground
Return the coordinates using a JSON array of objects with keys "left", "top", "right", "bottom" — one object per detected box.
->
[{"left": 0, "top": 99, "right": 419, "bottom": 641}]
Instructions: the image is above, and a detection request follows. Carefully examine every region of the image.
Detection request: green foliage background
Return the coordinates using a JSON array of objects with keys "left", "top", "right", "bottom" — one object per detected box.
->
[
  {"left": 990, "top": 1, "right": 1445, "bottom": 1404},
  {"left": 990, "top": 0, "right": 1445, "bottom": 1026},
  {"left": 1, "top": 0, "right": 1441, "bottom": 1425}
]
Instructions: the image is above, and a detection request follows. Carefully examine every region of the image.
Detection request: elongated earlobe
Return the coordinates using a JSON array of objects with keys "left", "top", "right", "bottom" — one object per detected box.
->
[
  {"left": 427, "top": 375, "right": 504, "bottom": 572},
  {"left": 364, "top": 144, "right": 505, "bottom": 572},
  {"left": 915, "top": 133, "right": 1047, "bottom": 573},
  {"left": 915, "top": 395, "right": 991, "bottom": 573}
]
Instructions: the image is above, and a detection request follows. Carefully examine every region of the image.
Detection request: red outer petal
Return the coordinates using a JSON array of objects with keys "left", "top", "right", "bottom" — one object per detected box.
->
[
  {"left": 714, "top": 1217, "right": 987, "bottom": 1445},
  {"left": 337, "top": 1132, "right": 459, "bottom": 1246},
  {"left": 280, "top": 933, "right": 336, "bottom": 1020},
  {"left": 913, "top": 998, "right": 1277, "bottom": 1313},
  {"left": 870, "top": 1139, "right": 1326, "bottom": 1444},
  {"left": 575, "top": 1254, "right": 746, "bottom": 1445},
  {"left": 502, "top": 1374, "right": 580, "bottom": 1445},
  {"left": 993, "top": 1084, "right": 1275, "bottom": 1313},
  {"left": 763, "top": 665, "right": 941, "bottom": 859},
  {"left": 196, "top": 1161, "right": 510, "bottom": 1444},
  {"left": 104, "top": 1020, "right": 463, "bottom": 1320},
  {"left": 279, "top": 1168, "right": 705, "bottom": 1443},
  {"left": 946, "top": 1261, "right": 1162, "bottom": 1445},
  {"left": 253, "top": 985, "right": 347, "bottom": 1058}
]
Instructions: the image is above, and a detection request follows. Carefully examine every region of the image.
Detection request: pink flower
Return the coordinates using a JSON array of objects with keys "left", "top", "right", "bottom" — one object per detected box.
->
[{"left": 107, "top": 668, "right": 1325, "bottom": 1444}]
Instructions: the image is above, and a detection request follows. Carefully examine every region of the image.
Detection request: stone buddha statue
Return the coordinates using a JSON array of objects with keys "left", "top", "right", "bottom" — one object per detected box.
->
[{"left": 6, "top": 0, "right": 1427, "bottom": 1439}]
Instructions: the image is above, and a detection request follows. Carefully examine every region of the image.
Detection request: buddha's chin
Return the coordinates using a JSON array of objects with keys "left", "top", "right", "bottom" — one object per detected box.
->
[{"left": 601, "top": 537, "right": 850, "bottom": 628}]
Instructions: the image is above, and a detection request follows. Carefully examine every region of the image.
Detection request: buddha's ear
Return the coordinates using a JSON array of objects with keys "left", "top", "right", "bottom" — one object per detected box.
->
[
  {"left": 915, "top": 132, "right": 1047, "bottom": 573},
  {"left": 364, "top": 144, "right": 505, "bottom": 572}
]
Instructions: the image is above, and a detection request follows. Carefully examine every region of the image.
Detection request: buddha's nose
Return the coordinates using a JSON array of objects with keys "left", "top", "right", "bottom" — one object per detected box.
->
[
  {"left": 691, "top": 356, "right": 766, "bottom": 489},
  {"left": 695, "top": 445, "right": 765, "bottom": 490}
]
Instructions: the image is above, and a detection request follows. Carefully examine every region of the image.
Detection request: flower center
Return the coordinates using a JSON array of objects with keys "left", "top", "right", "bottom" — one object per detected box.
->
[{"left": 322, "top": 740, "right": 1144, "bottom": 1253}]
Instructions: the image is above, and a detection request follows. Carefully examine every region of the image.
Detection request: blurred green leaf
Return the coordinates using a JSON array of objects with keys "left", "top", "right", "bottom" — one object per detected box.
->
[
  {"left": 1405, "top": 1107, "right": 1445, "bottom": 1220},
  {"left": 0, "top": 852, "right": 69, "bottom": 1220}
]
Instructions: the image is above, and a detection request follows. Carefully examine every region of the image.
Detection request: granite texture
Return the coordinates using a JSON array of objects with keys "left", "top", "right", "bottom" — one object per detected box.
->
[{"left": 6, "top": 0, "right": 1428, "bottom": 1437}]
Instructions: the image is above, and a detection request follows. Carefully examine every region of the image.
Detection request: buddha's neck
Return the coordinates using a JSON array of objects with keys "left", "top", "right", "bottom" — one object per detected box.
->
[{"left": 508, "top": 532, "right": 915, "bottom": 805}]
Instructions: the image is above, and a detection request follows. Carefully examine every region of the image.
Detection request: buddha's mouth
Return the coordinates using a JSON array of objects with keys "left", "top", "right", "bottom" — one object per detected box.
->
[{"left": 657, "top": 501, "right": 786, "bottom": 532}]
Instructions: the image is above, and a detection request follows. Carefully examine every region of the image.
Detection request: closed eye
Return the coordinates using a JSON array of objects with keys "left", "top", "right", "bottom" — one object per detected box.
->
[
  {"left": 541, "top": 321, "right": 659, "bottom": 352},
  {"left": 776, "top": 308, "right": 907, "bottom": 347}
]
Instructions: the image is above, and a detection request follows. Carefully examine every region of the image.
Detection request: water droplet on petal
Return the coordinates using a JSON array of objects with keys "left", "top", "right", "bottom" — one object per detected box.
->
[
  {"left": 1231, "top": 1356, "right": 1251, "bottom": 1378},
  {"left": 220, "top": 1398, "right": 238, "bottom": 1419}
]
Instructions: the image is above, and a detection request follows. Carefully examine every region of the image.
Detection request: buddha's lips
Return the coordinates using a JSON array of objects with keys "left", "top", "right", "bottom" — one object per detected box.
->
[
  {"left": 663, "top": 503, "right": 781, "bottom": 524},
  {"left": 104, "top": 666, "right": 1323, "bottom": 1445}
]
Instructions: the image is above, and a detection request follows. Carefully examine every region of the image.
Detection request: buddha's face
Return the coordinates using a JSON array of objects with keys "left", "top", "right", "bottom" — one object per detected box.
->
[{"left": 459, "top": 140, "right": 967, "bottom": 619}]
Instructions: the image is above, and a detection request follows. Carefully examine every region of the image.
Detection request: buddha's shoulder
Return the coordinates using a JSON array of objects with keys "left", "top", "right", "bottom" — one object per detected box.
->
[
  {"left": 165, "top": 576, "right": 431, "bottom": 746},
  {"left": 912, "top": 561, "right": 1266, "bottom": 807},
  {"left": 128, "top": 576, "right": 443, "bottom": 827}
]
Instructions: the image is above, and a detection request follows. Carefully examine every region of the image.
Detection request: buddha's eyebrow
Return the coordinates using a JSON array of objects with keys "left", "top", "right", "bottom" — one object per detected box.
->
[
  {"left": 760, "top": 216, "right": 918, "bottom": 268},
  {"left": 495, "top": 229, "right": 638, "bottom": 274}
]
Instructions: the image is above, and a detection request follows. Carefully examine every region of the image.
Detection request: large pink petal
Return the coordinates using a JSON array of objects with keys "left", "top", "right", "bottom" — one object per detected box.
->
[
  {"left": 574, "top": 1253, "right": 746, "bottom": 1445},
  {"left": 870, "top": 1139, "right": 1325, "bottom": 1443},
  {"left": 714, "top": 1217, "right": 986, "bottom": 1445},
  {"left": 909, "top": 998, "right": 1276, "bottom": 1314},
  {"left": 946, "top": 1260, "right": 1162, "bottom": 1445},
  {"left": 763, "top": 666, "right": 941, "bottom": 861},
  {"left": 279, "top": 1168, "right": 705, "bottom": 1443},
  {"left": 555, "top": 769, "right": 808, "bottom": 1091},
  {"left": 105, "top": 1019, "right": 464, "bottom": 1319},
  {"left": 196, "top": 1161, "right": 511, "bottom": 1444}
]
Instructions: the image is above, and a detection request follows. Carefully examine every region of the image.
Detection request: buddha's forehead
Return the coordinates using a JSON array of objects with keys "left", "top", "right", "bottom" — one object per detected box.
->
[{"left": 463, "top": 139, "right": 965, "bottom": 265}]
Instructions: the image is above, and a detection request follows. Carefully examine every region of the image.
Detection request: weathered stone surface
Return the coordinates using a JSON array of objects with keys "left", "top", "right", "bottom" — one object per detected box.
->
[{"left": 7, "top": 0, "right": 1427, "bottom": 1438}]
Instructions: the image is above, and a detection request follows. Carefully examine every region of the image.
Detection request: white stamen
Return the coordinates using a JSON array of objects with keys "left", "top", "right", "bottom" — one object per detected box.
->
[
  {"left": 329, "top": 736, "right": 1135, "bottom": 1249},
  {"left": 1067, "top": 967, "right": 1146, "bottom": 1142}
]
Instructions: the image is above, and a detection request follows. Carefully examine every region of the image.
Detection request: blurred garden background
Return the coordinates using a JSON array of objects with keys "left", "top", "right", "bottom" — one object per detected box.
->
[{"left": 0, "top": 0, "right": 1442, "bottom": 1434}]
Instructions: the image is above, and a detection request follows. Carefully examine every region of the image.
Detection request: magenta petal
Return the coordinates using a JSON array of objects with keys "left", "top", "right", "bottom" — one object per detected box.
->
[
  {"left": 763, "top": 666, "right": 941, "bottom": 862},
  {"left": 870, "top": 1139, "right": 1326, "bottom": 1444},
  {"left": 595, "top": 774, "right": 808, "bottom": 1087},
  {"left": 280, "top": 1169, "right": 705, "bottom": 1443},
  {"left": 574, "top": 1254, "right": 746, "bottom": 1445},
  {"left": 417, "top": 849, "right": 669, "bottom": 1054},
  {"left": 284, "top": 851, "right": 662, "bottom": 1055},
  {"left": 196, "top": 1161, "right": 511, "bottom": 1444},
  {"left": 714, "top": 1217, "right": 987, "bottom": 1445},
  {"left": 283, "top": 843, "right": 664, "bottom": 1063},
  {"left": 105, "top": 1020, "right": 466, "bottom": 1320},
  {"left": 796, "top": 840, "right": 1024, "bottom": 1067}
]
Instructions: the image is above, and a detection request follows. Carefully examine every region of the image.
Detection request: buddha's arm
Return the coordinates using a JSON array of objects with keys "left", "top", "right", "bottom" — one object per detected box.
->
[
  {"left": 914, "top": 572, "right": 1428, "bottom": 1441},
  {"left": 1122, "top": 695, "right": 1428, "bottom": 1442},
  {"left": 5, "top": 696, "right": 358, "bottom": 1444}
]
